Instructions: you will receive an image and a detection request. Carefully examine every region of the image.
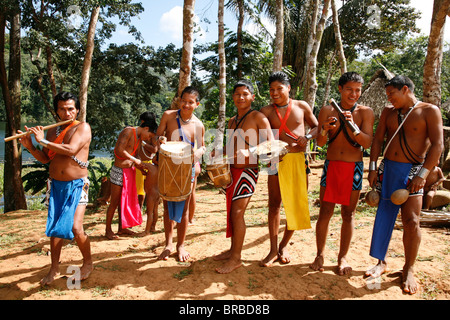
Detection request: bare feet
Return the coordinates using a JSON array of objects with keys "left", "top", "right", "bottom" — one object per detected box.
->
[
  {"left": 337, "top": 257, "right": 352, "bottom": 276},
  {"left": 118, "top": 228, "right": 136, "bottom": 236},
  {"left": 105, "top": 229, "right": 118, "bottom": 240},
  {"left": 80, "top": 262, "right": 93, "bottom": 280},
  {"left": 177, "top": 245, "right": 191, "bottom": 262},
  {"left": 278, "top": 247, "right": 291, "bottom": 264},
  {"left": 213, "top": 250, "right": 232, "bottom": 261},
  {"left": 158, "top": 246, "right": 173, "bottom": 260},
  {"left": 402, "top": 267, "right": 419, "bottom": 294},
  {"left": 40, "top": 269, "right": 60, "bottom": 286},
  {"left": 139, "top": 230, "right": 152, "bottom": 237},
  {"left": 310, "top": 255, "right": 325, "bottom": 272},
  {"left": 260, "top": 250, "right": 278, "bottom": 267},
  {"left": 216, "top": 258, "right": 242, "bottom": 274},
  {"left": 365, "top": 260, "right": 387, "bottom": 278}
]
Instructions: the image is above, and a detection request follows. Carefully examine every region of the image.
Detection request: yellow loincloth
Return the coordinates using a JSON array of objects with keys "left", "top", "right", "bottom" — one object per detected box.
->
[
  {"left": 278, "top": 152, "right": 311, "bottom": 230},
  {"left": 135, "top": 160, "right": 152, "bottom": 196}
]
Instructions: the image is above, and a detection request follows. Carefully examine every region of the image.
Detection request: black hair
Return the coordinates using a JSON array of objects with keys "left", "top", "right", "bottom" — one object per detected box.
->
[
  {"left": 180, "top": 86, "right": 200, "bottom": 102},
  {"left": 139, "top": 111, "right": 158, "bottom": 133},
  {"left": 338, "top": 72, "right": 364, "bottom": 87},
  {"left": 269, "top": 71, "right": 290, "bottom": 86},
  {"left": 53, "top": 92, "right": 80, "bottom": 114},
  {"left": 385, "top": 75, "right": 415, "bottom": 93},
  {"left": 233, "top": 79, "right": 255, "bottom": 94}
]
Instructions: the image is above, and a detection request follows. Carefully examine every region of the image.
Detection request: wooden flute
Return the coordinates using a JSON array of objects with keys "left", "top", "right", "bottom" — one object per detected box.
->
[{"left": 4, "top": 118, "right": 75, "bottom": 142}]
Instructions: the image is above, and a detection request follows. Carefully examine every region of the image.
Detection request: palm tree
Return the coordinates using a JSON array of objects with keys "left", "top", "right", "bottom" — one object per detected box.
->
[
  {"left": 173, "top": 0, "right": 196, "bottom": 109},
  {"left": 272, "top": 0, "right": 284, "bottom": 71},
  {"left": 225, "top": 0, "right": 255, "bottom": 78}
]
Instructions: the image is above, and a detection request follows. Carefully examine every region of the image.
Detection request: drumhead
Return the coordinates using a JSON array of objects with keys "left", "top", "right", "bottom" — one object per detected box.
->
[{"left": 160, "top": 141, "right": 191, "bottom": 157}]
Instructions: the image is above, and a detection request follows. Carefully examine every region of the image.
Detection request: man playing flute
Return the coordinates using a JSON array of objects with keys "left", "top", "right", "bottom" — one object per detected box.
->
[{"left": 18, "top": 92, "right": 93, "bottom": 286}]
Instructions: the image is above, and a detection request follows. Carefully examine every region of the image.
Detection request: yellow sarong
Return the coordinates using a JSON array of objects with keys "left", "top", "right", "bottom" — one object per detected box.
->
[{"left": 278, "top": 152, "right": 311, "bottom": 230}]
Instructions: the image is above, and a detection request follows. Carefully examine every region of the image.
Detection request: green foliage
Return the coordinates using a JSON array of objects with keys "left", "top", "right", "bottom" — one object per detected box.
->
[
  {"left": 352, "top": 35, "right": 429, "bottom": 99},
  {"left": 2, "top": 0, "right": 442, "bottom": 160},
  {"left": 87, "top": 157, "right": 113, "bottom": 202},
  {"left": 194, "top": 31, "right": 275, "bottom": 124},
  {"left": 321, "top": 0, "right": 421, "bottom": 60},
  {"left": 22, "top": 162, "right": 50, "bottom": 195},
  {"left": 85, "top": 43, "right": 178, "bottom": 151}
]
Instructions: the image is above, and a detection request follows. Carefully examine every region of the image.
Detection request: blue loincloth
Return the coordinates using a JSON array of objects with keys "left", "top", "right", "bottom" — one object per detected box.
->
[
  {"left": 369, "top": 159, "right": 411, "bottom": 261},
  {"left": 46, "top": 178, "right": 84, "bottom": 240},
  {"left": 167, "top": 200, "right": 186, "bottom": 223}
]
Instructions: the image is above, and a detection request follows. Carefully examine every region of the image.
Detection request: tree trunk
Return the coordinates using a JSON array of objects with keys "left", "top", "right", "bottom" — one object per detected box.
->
[
  {"left": 236, "top": 0, "right": 244, "bottom": 79},
  {"left": 423, "top": 0, "right": 450, "bottom": 107},
  {"left": 45, "top": 44, "right": 57, "bottom": 97},
  {"left": 273, "top": 0, "right": 284, "bottom": 71},
  {"left": 216, "top": 0, "right": 227, "bottom": 151},
  {"left": 304, "top": 0, "right": 331, "bottom": 110},
  {"left": 294, "top": 0, "right": 319, "bottom": 97},
  {"left": 321, "top": 50, "right": 337, "bottom": 109},
  {"left": 28, "top": 48, "right": 58, "bottom": 120},
  {"left": 1, "top": 5, "right": 27, "bottom": 212},
  {"left": 331, "top": 0, "right": 346, "bottom": 74},
  {"left": 173, "top": 0, "right": 196, "bottom": 109},
  {"left": 79, "top": 6, "right": 100, "bottom": 122}
]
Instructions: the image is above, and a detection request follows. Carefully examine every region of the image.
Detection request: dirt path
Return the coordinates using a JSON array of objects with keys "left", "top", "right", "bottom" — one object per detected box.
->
[{"left": 0, "top": 159, "right": 449, "bottom": 300}]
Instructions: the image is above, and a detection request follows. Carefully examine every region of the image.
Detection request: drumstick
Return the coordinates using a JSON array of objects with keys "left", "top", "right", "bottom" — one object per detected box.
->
[
  {"left": 285, "top": 132, "right": 297, "bottom": 140},
  {"left": 4, "top": 118, "right": 75, "bottom": 142},
  {"left": 329, "top": 98, "right": 361, "bottom": 136}
]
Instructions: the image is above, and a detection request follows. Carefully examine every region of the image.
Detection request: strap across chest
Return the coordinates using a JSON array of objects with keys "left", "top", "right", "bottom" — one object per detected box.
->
[{"left": 273, "top": 100, "right": 298, "bottom": 140}]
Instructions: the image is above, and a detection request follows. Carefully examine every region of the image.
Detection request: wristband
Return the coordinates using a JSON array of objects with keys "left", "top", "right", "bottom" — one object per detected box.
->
[
  {"left": 39, "top": 139, "right": 50, "bottom": 148},
  {"left": 417, "top": 167, "right": 430, "bottom": 180},
  {"left": 369, "top": 161, "right": 377, "bottom": 171}
]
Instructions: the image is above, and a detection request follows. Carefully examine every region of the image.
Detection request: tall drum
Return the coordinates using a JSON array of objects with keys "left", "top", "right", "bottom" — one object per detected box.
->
[{"left": 158, "top": 141, "right": 193, "bottom": 201}]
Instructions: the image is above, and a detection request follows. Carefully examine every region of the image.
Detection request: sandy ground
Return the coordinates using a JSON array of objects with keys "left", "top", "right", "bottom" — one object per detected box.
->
[{"left": 0, "top": 158, "right": 449, "bottom": 301}]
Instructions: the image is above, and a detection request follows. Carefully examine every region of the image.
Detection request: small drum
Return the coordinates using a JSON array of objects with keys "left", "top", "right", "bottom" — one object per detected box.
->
[
  {"left": 158, "top": 141, "right": 193, "bottom": 201},
  {"left": 206, "top": 158, "right": 232, "bottom": 188}
]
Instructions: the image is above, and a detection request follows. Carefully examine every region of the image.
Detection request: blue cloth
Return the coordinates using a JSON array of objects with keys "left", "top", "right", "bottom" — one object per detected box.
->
[
  {"left": 369, "top": 159, "right": 412, "bottom": 260},
  {"left": 167, "top": 200, "right": 186, "bottom": 223},
  {"left": 46, "top": 178, "right": 84, "bottom": 240}
]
